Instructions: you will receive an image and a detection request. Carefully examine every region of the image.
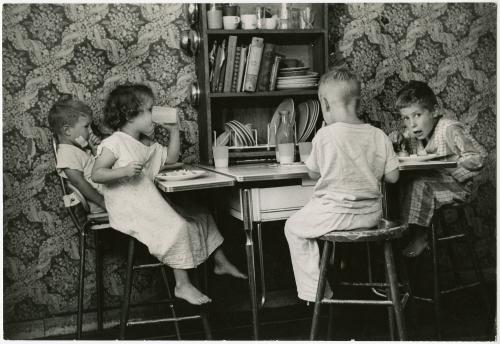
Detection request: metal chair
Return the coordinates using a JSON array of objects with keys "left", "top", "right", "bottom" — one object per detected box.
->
[
  {"left": 310, "top": 219, "right": 409, "bottom": 340},
  {"left": 414, "top": 204, "right": 491, "bottom": 339},
  {"left": 52, "top": 138, "right": 212, "bottom": 339}
]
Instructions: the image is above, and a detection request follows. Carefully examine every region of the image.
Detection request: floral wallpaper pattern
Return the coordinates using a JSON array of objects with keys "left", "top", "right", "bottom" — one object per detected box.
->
[{"left": 2, "top": 3, "right": 496, "bottom": 334}]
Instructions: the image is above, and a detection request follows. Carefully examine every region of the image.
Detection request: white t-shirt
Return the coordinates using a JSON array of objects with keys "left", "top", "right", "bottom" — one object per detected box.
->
[
  {"left": 305, "top": 123, "right": 399, "bottom": 214},
  {"left": 56, "top": 143, "right": 103, "bottom": 212}
]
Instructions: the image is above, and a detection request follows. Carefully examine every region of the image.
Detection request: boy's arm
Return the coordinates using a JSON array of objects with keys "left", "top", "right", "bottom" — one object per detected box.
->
[
  {"left": 384, "top": 168, "right": 399, "bottom": 184},
  {"left": 307, "top": 170, "right": 320, "bottom": 180},
  {"left": 446, "top": 125, "right": 486, "bottom": 171},
  {"left": 64, "top": 169, "right": 105, "bottom": 210},
  {"left": 163, "top": 125, "right": 180, "bottom": 164},
  {"left": 91, "top": 147, "right": 143, "bottom": 184},
  {"left": 383, "top": 133, "right": 400, "bottom": 184}
]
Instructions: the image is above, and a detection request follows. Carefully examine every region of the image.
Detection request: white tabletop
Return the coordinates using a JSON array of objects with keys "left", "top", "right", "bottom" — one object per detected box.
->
[
  {"left": 398, "top": 160, "right": 457, "bottom": 171},
  {"left": 199, "top": 163, "right": 310, "bottom": 182},
  {"left": 155, "top": 168, "right": 235, "bottom": 193}
]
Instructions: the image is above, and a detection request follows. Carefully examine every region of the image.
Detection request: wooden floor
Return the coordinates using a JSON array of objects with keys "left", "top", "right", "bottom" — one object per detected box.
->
[{"left": 44, "top": 281, "right": 496, "bottom": 341}]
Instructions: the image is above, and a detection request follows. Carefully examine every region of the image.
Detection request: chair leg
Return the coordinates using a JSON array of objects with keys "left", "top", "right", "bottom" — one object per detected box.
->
[
  {"left": 310, "top": 241, "right": 334, "bottom": 340},
  {"left": 384, "top": 242, "right": 407, "bottom": 340},
  {"left": 76, "top": 231, "right": 86, "bottom": 339},
  {"left": 385, "top": 266, "right": 396, "bottom": 340},
  {"left": 94, "top": 232, "right": 104, "bottom": 334},
  {"left": 161, "top": 266, "right": 182, "bottom": 340},
  {"left": 430, "top": 217, "right": 442, "bottom": 340},
  {"left": 119, "top": 237, "right": 135, "bottom": 340}
]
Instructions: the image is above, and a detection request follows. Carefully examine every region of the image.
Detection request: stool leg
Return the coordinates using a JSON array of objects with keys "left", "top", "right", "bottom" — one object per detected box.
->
[
  {"left": 310, "top": 241, "right": 334, "bottom": 340},
  {"left": 326, "top": 244, "right": 342, "bottom": 340},
  {"left": 384, "top": 242, "right": 407, "bottom": 340},
  {"left": 160, "top": 267, "right": 181, "bottom": 340},
  {"left": 94, "top": 231, "right": 104, "bottom": 334},
  {"left": 76, "top": 230, "right": 86, "bottom": 339},
  {"left": 431, "top": 218, "right": 442, "bottom": 340},
  {"left": 385, "top": 266, "right": 395, "bottom": 341},
  {"left": 119, "top": 238, "right": 135, "bottom": 340}
]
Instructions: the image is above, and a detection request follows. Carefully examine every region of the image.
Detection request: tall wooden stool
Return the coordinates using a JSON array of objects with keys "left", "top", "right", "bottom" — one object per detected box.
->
[
  {"left": 119, "top": 237, "right": 212, "bottom": 340},
  {"left": 310, "top": 219, "right": 409, "bottom": 340},
  {"left": 414, "top": 204, "right": 490, "bottom": 339}
]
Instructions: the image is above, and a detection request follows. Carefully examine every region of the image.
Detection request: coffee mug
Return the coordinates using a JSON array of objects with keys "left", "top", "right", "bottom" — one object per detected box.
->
[
  {"left": 223, "top": 16, "right": 240, "bottom": 30},
  {"left": 223, "top": 5, "right": 238, "bottom": 16},
  {"left": 207, "top": 9, "right": 223, "bottom": 29},
  {"left": 152, "top": 106, "right": 177, "bottom": 124},
  {"left": 240, "top": 14, "right": 257, "bottom": 30},
  {"left": 265, "top": 15, "right": 278, "bottom": 29}
]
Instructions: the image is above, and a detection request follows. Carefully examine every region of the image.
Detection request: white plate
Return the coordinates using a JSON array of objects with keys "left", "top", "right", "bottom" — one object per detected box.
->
[
  {"left": 279, "top": 66, "right": 310, "bottom": 72},
  {"left": 277, "top": 78, "right": 319, "bottom": 84},
  {"left": 156, "top": 170, "right": 207, "bottom": 181},
  {"left": 398, "top": 154, "right": 438, "bottom": 162},
  {"left": 276, "top": 84, "right": 318, "bottom": 90},
  {"left": 277, "top": 72, "right": 319, "bottom": 80},
  {"left": 296, "top": 101, "right": 309, "bottom": 142}
]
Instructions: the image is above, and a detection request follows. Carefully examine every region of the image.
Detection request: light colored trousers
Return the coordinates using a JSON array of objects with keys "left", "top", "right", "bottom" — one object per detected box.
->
[{"left": 284, "top": 197, "right": 382, "bottom": 302}]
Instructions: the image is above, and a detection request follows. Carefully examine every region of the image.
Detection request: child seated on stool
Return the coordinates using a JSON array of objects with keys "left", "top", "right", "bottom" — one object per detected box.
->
[
  {"left": 92, "top": 84, "right": 246, "bottom": 305},
  {"left": 395, "top": 81, "right": 487, "bottom": 257},
  {"left": 284, "top": 68, "right": 399, "bottom": 302},
  {"left": 48, "top": 96, "right": 105, "bottom": 213}
]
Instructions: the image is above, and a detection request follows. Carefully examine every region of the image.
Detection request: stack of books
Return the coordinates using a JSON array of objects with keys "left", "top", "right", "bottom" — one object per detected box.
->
[{"left": 209, "top": 36, "right": 288, "bottom": 93}]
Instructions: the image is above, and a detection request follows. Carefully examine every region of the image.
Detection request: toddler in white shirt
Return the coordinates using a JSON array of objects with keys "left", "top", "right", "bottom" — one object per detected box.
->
[{"left": 284, "top": 68, "right": 400, "bottom": 302}]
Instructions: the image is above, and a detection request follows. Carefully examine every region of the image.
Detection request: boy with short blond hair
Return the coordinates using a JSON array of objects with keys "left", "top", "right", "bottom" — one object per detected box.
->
[{"left": 284, "top": 67, "right": 399, "bottom": 302}]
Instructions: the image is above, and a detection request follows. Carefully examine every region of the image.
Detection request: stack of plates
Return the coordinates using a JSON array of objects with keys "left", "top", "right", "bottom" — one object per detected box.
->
[
  {"left": 296, "top": 99, "right": 320, "bottom": 142},
  {"left": 224, "top": 120, "right": 256, "bottom": 147},
  {"left": 276, "top": 67, "right": 319, "bottom": 90}
]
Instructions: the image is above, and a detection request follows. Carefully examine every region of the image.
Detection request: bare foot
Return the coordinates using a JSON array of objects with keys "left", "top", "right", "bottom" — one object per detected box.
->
[
  {"left": 174, "top": 283, "right": 212, "bottom": 305},
  {"left": 214, "top": 262, "right": 248, "bottom": 279},
  {"left": 403, "top": 231, "right": 429, "bottom": 258}
]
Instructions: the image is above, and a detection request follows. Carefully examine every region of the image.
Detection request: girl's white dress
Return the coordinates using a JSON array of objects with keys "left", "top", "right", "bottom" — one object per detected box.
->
[{"left": 97, "top": 131, "right": 223, "bottom": 269}]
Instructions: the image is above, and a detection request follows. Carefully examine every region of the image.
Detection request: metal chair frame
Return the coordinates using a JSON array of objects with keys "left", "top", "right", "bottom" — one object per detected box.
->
[
  {"left": 52, "top": 138, "right": 211, "bottom": 340},
  {"left": 310, "top": 219, "right": 409, "bottom": 341}
]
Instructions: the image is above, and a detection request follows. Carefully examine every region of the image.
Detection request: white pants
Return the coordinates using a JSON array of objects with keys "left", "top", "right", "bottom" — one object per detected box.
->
[{"left": 284, "top": 197, "right": 382, "bottom": 302}]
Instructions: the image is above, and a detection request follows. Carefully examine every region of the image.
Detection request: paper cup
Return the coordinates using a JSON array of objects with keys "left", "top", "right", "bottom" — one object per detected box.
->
[
  {"left": 152, "top": 106, "right": 177, "bottom": 125},
  {"left": 213, "top": 146, "right": 229, "bottom": 168},
  {"left": 298, "top": 142, "right": 312, "bottom": 162}
]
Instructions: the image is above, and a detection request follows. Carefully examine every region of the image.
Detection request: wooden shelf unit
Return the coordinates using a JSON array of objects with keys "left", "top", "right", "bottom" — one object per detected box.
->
[{"left": 193, "top": 3, "right": 329, "bottom": 163}]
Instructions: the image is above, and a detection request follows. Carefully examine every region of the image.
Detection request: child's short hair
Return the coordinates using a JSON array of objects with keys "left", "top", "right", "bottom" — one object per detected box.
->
[
  {"left": 104, "top": 84, "right": 154, "bottom": 130},
  {"left": 318, "top": 67, "right": 361, "bottom": 105},
  {"left": 48, "top": 95, "right": 92, "bottom": 136},
  {"left": 395, "top": 80, "right": 438, "bottom": 112}
]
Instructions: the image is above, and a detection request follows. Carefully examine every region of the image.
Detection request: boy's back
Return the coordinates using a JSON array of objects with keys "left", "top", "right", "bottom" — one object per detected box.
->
[{"left": 307, "top": 122, "right": 398, "bottom": 214}]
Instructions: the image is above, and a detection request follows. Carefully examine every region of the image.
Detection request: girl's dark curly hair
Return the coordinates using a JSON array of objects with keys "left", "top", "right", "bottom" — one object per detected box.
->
[{"left": 104, "top": 84, "right": 154, "bottom": 130}]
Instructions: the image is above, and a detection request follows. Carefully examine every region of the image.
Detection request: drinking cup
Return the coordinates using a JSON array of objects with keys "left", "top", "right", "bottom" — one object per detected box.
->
[
  {"left": 278, "top": 143, "right": 295, "bottom": 164},
  {"left": 207, "top": 9, "right": 223, "bottom": 29},
  {"left": 265, "top": 15, "right": 278, "bottom": 29},
  {"left": 298, "top": 142, "right": 312, "bottom": 162},
  {"left": 152, "top": 106, "right": 177, "bottom": 125},
  {"left": 213, "top": 146, "right": 229, "bottom": 168},
  {"left": 223, "top": 16, "right": 240, "bottom": 30},
  {"left": 256, "top": 7, "right": 265, "bottom": 29},
  {"left": 241, "top": 14, "right": 257, "bottom": 30},
  {"left": 223, "top": 5, "right": 239, "bottom": 16}
]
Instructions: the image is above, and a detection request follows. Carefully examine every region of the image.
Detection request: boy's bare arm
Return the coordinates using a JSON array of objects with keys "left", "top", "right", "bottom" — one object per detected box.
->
[
  {"left": 164, "top": 126, "right": 180, "bottom": 164},
  {"left": 447, "top": 125, "right": 486, "bottom": 171},
  {"left": 92, "top": 148, "right": 143, "bottom": 184},
  {"left": 64, "top": 169, "right": 105, "bottom": 210},
  {"left": 384, "top": 168, "right": 399, "bottom": 184},
  {"left": 307, "top": 170, "right": 320, "bottom": 180}
]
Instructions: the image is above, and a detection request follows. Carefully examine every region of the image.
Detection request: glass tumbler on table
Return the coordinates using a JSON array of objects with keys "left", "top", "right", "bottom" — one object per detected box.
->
[{"left": 300, "top": 6, "right": 315, "bottom": 29}]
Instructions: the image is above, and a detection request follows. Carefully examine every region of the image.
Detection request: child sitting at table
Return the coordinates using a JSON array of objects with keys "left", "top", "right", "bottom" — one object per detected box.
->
[
  {"left": 284, "top": 68, "right": 400, "bottom": 302},
  {"left": 395, "top": 80, "right": 487, "bottom": 257},
  {"left": 48, "top": 95, "right": 105, "bottom": 213},
  {"left": 92, "top": 84, "right": 246, "bottom": 305}
]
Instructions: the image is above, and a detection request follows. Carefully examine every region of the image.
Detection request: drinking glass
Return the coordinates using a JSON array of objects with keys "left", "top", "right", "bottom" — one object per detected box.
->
[
  {"left": 256, "top": 6, "right": 265, "bottom": 29},
  {"left": 279, "top": 3, "right": 289, "bottom": 29},
  {"left": 290, "top": 8, "right": 300, "bottom": 29},
  {"left": 300, "top": 7, "right": 315, "bottom": 29}
]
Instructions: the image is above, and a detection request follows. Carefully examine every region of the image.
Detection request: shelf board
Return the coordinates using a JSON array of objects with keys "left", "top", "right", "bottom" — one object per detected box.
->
[
  {"left": 210, "top": 90, "right": 318, "bottom": 98},
  {"left": 206, "top": 29, "right": 326, "bottom": 35}
]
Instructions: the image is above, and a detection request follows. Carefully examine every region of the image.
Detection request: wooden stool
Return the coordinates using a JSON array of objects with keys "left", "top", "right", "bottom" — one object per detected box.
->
[
  {"left": 310, "top": 219, "right": 409, "bottom": 340},
  {"left": 119, "top": 236, "right": 212, "bottom": 340},
  {"left": 414, "top": 204, "right": 490, "bottom": 339}
]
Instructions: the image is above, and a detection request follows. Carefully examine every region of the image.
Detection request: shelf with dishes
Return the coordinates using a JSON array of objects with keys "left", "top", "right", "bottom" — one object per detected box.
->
[{"left": 209, "top": 89, "right": 318, "bottom": 98}]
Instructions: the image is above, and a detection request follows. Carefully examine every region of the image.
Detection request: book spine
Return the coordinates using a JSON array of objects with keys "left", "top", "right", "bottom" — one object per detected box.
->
[
  {"left": 211, "top": 39, "right": 225, "bottom": 92},
  {"left": 236, "top": 46, "right": 248, "bottom": 92},
  {"left": 223, "top": 35, "right": 238, "bottom": 93},
  {"left": 243, "top": 37, "right": 264, "bottom": 92},
  {"left": 217, "top": 40, "right": 227, "bottom": 92},
  {"left": 231, "top": 47, "right": 242, "bottom": 92},
  {"left": 269, "top": 55, "right": 282, "bottom": 91},
  {"left": 256, "top": 43, "right": 276, "bottom": 92}
]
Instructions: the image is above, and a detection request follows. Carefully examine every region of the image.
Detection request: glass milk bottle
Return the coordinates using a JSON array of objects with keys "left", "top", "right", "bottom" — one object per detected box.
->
[{"left": 275, "top": 110, "right": 295, "bottom": 164}]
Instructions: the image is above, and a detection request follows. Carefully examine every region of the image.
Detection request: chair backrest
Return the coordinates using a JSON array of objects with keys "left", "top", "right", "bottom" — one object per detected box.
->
[{"left": 52, "top": 137, "right": 91, "bottom": 230}]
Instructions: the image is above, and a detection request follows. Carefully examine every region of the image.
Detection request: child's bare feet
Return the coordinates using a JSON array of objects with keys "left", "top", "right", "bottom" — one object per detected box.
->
[
  {"left": 213, "top": 249, "right": 248, "bottom": 279},
  {"left": 403, "top": 230, "right": 429, "bottom": 257},
  {"left": 174, "top": 283, "right": 212, "bottom": 305}
]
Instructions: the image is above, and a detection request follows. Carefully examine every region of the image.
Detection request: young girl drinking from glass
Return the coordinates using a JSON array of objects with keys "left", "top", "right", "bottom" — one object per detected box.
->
[{"left": 92, "top": 84, "right": 246, "bottom": 305}]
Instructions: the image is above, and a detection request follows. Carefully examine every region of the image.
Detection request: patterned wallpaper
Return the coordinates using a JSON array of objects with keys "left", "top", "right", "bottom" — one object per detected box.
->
[{"left": 2, "top": 3, "right": 496, "bottom": 331}]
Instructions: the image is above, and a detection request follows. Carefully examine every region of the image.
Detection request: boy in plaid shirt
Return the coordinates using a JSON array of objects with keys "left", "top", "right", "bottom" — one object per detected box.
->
[{"left": 395, "top": 81, "right": 487, "bottom": 257}]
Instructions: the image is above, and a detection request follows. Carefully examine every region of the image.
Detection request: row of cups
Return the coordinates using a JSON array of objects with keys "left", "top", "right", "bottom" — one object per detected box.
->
[{"left": 208, "top": 9, "right": 278, "bottom": 30}]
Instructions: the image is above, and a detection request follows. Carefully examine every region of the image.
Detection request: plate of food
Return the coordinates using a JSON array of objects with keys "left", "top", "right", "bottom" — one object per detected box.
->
[
  {"left": 160, "top": 162, "right": 184, "bottom": 171},
  {"left": 398, "top": 153, "right": 438, "bottom": 162},
  {"left": 156, "top": 169, "right": 207, "bottom": 181}
]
